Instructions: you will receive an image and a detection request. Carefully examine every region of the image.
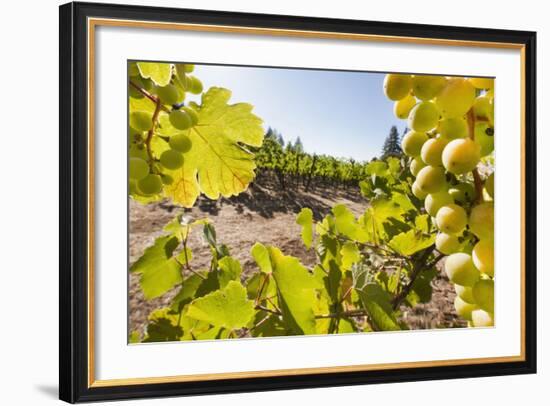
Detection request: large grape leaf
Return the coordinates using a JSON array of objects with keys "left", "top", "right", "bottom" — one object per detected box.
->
[
  {"left": 268, "top": 246, "right": 321, "bottom": 335},
  {"left": 130, "top": 235, "right": 182, "bottom": 299},
  {"left": 162, "top": 87, "right": 264, "bottom": 207},
  {"left": 136, "top": 62, "right": 172, "bottom": 86},
  {"left": 186, "top": 281, "right": 255, "bottom": 330}
]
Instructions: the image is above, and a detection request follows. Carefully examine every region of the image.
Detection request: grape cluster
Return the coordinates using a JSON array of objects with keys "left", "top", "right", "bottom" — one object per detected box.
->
[
  {"left": 129, "top": 62, "right": 202, "bottom": 196},
  {"left": 384, "top": 73, "right": 495, "bottom": 327}
]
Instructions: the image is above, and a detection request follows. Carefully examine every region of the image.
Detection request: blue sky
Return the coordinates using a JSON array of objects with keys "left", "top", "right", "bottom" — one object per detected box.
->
[{"left": 186, "top": 64, "right": 404, "bottom": 162}]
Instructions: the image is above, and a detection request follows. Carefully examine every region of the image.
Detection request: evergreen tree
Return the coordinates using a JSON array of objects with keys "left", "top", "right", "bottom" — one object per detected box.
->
[
  {"left": 381, "top": 126, "right": 403, "bottom": 159},
  {"left": 294, "top": 136, "right": 304, "bottom": 153},
  {"left": 276, "top": 133, "right": 285, "bottom": 147}
]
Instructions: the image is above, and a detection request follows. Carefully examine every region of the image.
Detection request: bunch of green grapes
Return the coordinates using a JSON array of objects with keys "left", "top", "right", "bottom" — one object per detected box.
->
[
  {"left": 129, "top": 62, "right": 201, "bottom": 196},
  {"left": 384, "top": 73, "right": 495, "bottom": 327}
]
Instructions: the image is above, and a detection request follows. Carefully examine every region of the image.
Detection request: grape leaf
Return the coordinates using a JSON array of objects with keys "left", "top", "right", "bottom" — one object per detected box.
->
[
  {"left": 137, "top": 62, "right": 172, "bottom": 86},
  {"left": 406, "top": 268, "right": 437, "bottom": 306},
  {"left": 217, "top": 256, "right": 242, "bottom": 288},
  {"left": 332, "top": 204, "right": 369, "bottom": 242},
  {"left": 130, "top": 235, "right": 182, "bottom": 299},
  {"left": 296, "top": 208, "right": 314, "bottom": 248},
  {"left": 352, "top": 268, "right": 401, "bottom": 331},
  {"left": 340, "top": 242, "right": 360, "bottom": 271},
  {"left": 356, "top": 282, "right": 401, "bottom": 331},
  {"left": 163, "top": 87, "right": 264, "bottom": 207},
  {"left": 268, "top": 247, "right": 321, "bottom": 335},
  {"left": 388, "top": 229, "right": 435, "bottom": 256},
  {"left": 186, "top": 280, "right": 254, "bottom": 329},
  {"left": 251, "top": 242, "right": 272, "bottom": 274},
  {"left": 366, "top": 161, "right": 388, "bottom": 177}
]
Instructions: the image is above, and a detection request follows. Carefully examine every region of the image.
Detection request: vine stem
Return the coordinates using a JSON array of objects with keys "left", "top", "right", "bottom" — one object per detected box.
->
[
  {"left": 145, "top": 98, "right": 163, "bottom": 169},
  {"left": 466, "top": 108, "right": 484, "bottom": 203},
  {"left": 129, "top": 80, "right": 170, "bottom": 113},
  {"left": 391, "top": 245, "right": 438, "bottom": 310}
]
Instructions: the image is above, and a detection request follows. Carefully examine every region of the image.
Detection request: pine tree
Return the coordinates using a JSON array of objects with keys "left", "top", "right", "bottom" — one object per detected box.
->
[
  {"left": 381, "top": 126, "right": 403, "bottom": 159},
  {"left": 294, "top": 136, "right": 304, "bottom": 153}
]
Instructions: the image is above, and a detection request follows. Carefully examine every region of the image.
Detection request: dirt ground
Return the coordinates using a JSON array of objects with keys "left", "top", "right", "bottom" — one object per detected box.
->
[{"left": 129, "top": 179, "right": 466, "bottom": 335}]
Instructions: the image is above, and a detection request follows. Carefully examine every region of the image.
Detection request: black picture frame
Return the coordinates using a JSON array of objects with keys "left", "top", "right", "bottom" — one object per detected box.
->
[{"left": 59, "top": 1, "right": 537, "bottom": 403}]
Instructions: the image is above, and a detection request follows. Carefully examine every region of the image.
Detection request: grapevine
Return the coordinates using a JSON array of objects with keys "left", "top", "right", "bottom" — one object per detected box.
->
[{"left": 129, "top": 63, "right": 494, "bottom": 342}]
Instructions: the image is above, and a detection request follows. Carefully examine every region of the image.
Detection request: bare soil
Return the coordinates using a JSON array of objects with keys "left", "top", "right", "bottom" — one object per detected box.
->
[{"left": 129, "top": 179, "right": 466, "bottom": 335}]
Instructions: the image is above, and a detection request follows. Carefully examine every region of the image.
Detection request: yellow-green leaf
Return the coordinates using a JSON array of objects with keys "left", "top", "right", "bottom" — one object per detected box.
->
[
  {"left": 130, "top": 235, "right": 182, "bottom": 299},
  {"left": 268, "top": 247, "right": 321, "bottom": 335},
  {"left": 251, "top": 242, "right": 272, "bottom": 274},
  {"left": 137, "top": 62, "right": 172, "bottom": 86},
  {"left": 163, "top": 87, "right": 264, "bottom": 207},
  {"left": 296, "top": 208, "right": 314, "bottom": 248},
  {"left": 186, "top": 281, "right": 254, "bottom": 329},
  {"left": 388, "top": 230, "right": 435, "bottom": 256}
]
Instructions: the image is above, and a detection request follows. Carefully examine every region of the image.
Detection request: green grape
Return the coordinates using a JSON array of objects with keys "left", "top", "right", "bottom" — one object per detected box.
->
[
  {"left": 137, "top": 174, "right": 162, "bottom": 195},
  {"left": 455, "top": 284, "right": 476, "bottom": 304},
  {"left": 394, "top": 94, "right": 417, "bottom": 119},
  {"left": 474, "top": 122, "right": 494, "bottom": 156},
  {"left": 169, "top": 110, "right": 193, "bottom": 130},
  {"left": 444, "top": 253, "right": 480, "bottom": 286},
  {"left": 401, "top": 131, "right": 428, "bottom": 157},
  {"left": 472, "top": 279, "right": 494, "bottom": 313},
  {"left": 408, "top": 101, "right": 440, "bottom": 132},
  {"left": 411, "top": 75, "right": 447, "bottom": 100},
  {"left": 485, "top": 173, "right": 494, "bottom": 198},
  {"left": 129, "top": 62, "right": 140, "bottom": 76},
  {"left": 454, "top": 296, "right": 478, "bottom": 321},
  {"left": 472, "top": 240, "right": 494, "bottom": 277},
  {"left": 436, "top": 232, "right": 460, "bottom": 255},
  {"left": 421, "top": 137, "right": 448, "bottom": 167},
  {"left": 130, "top": 75, "right": 154, "bottom": 92},
  {"left": 160, "top": 149, "right": 184, "bottom": 170},
  {"left": 438, "top": 117, "right": 468, "bottom": 140},
  {"left": 434, "top": 78, "right": 476, "bottom": 118},
  {"left": 155, "top": 84, "right": 184, "bottom": 105},
  {"left": 469, "top": 203, "right": 494, "bottom": 240},
  {"left": 473, "top": 96, "right": 493, "bottom": 120},
  {"left": 425, "top": 191, "right": 453, "bottom": 217},
  {"left": 449, "top": 182, "right": 477, "bottom": 204},
  {"left": 187, "top": 76, "right": 204, "bottom": 94},
  {"left": 161, "top": 174, "right": 174, "bottom": 185},
  {"left": 182, "top": 63, "right": 194, "bottom": 73},
  {"left": 442, "top": 138, "right": 481, "bottom": 175},
  {"left": 169, "top": 133, "right": 192, "bottom": 153},
  {"left": 383, "top": 73, "right": 412, "bottom": 101},
  {"left": 182, "top": 106, "right": 199, "bottom": 125},
  {"left": 129, "top": 179, "right": 138, "bottom": 195},
  {"left": 436, "top": 204, "right": 467, "bottom": 235},
  {"left": 410, "top": 158, "right": 426, "bottom": 177},
  {"left": 416, "top": 166, "right": 447, "bottom": 194},
  {"left": 129, "top": 138, "right": 148, "bottom": 160},
  {"left": 130, "top": 111, "right": 153, "bottom": 132},
  {"left": 471, "top": 309, "right": 494, "bottom": 327},
  {"left": 469, "top": 77, "right": 494, "bottom": 90},
  {"left": 129, "top": 157, "right": 149, "bottom": 180},
  {"left": 412, "top": 181, "right": 428, "bottom": 199},
  {"left": 129, "top": 76, "right": 155, "bottom": 99}
]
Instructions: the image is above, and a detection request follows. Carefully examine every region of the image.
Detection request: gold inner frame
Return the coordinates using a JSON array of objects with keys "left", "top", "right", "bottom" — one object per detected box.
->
[{"left": 87, "top": 17, "right": 526, "bottom": 388}]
